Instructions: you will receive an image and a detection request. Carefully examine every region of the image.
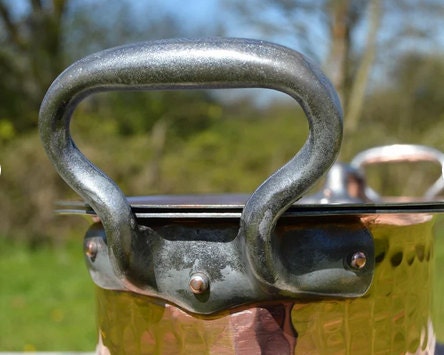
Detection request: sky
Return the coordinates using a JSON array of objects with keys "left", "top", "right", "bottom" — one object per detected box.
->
[
  {"left": 127, "top": 0, "right": 330, "bottom": 63},
  {"left": 6, "top": 0, "right": 443, "bottom": 57},
  {"left": 5, "top": 0, "right": 443, "bottom": 97},
  {"left": 117, "top": 0, "right": 444, "bottom": 104},
  {"left": 122, "top": 0, "right": 444, "bottom": 64}
]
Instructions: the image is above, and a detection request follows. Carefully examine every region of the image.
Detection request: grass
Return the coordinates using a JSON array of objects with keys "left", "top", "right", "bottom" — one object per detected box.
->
[{"left": 0, "top": 238, "right": 96, "bottom": 351}]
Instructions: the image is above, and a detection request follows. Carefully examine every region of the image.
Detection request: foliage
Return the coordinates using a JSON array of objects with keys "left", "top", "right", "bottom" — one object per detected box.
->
[
  {"left": 95, "top": 90, "right": 222, "bottom": 137},
  {"left": 225, "top": 0, "right": 444, "bottom": 148},
  {"left": 0, "top": 0, "right": 68, "bottom": 131},
  {"left": 65, "top": 99, "right": 308, "bottom": 196},
  {"left": 0, "top": 0, "right": 222, "bottom": 134},
  {"left": 0, "top": 133, "right": 75, "bottom": 245},
  {"left": 356, "top": 52, "right": 444, "bottom": 149}
]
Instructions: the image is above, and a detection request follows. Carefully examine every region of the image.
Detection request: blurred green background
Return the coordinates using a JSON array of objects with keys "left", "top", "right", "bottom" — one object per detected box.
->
[{"left": 1, "top": 0, "right": 444, "bottom": 351}]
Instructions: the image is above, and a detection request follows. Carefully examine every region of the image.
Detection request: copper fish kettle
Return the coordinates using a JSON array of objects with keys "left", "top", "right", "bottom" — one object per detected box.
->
[{"left": 39, "top": 38, "right": 444, "bottom": 354}]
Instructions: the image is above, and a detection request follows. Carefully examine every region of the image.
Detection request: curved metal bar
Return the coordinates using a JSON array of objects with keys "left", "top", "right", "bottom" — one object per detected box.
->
[
  {"left": 350, "top": 144, "right": 444, "bottom": 200},
  {"left": 39, "top": 38, "right": 343, "bottom": 289}
]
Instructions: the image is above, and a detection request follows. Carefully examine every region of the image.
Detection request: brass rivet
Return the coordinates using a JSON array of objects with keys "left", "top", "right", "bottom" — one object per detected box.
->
[
  {"left": 189, "top": 273, "right": 209, "bottom": 294},
  {"left": 85, "top": 240, "right": 98, "bottom": 261},
  {"left": 350, "top": 251, "right": 367, "bottom": 270}
]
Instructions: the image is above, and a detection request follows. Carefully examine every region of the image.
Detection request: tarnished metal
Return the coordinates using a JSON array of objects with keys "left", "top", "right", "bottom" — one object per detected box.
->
[
  {"left": 82, "top": 216, "right": 374, "bottom": 314},
  {"left": 38, "top": 38, "right": 368, "bottom": 314}
]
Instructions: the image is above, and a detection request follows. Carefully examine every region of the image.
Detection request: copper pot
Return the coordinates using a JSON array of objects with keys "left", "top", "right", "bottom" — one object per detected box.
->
[{"left": 39, "top": 38, "right": 444, "bottom": 354}]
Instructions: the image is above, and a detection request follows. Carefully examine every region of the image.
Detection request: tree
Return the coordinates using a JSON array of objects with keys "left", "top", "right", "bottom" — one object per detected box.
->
[
  {"left": 225, "top": 0, "right": 444, "bottom": 153},
  {"left": 0, "top": 0, "right": 225, "bottom": 245},
  {"left": 226, "top": 1, "right": 372, "bottom": 113},
  {"left": 0, "top": 0, "right": 223, "bottom": 135},
  {"left": 0, "top": 0, "right": 68, "bottom": 133},
  {"left": 362, "top": 51, "right": 444, "bottom": 143}
]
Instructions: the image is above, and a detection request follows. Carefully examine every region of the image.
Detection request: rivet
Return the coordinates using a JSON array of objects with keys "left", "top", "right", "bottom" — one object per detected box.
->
[
  {"left": 349, "top": 251, "right": 367, "bottom": 270},
  {"left": 189, "top": 273, "right": 209, "bottom": 294},
  {"left": 85, "top": 240, "right": 98, "bottom": 262}
]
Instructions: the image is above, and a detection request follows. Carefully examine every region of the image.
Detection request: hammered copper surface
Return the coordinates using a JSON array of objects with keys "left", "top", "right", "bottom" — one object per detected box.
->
[
  {"left": 96, "top": 291, "right": 296, "bottom": 354},
  {"left": 95, "top": 214, "right": 436, "bottom": 354},
  {"left": 292, "top": 214, "right": 435, "bottom": 354}
]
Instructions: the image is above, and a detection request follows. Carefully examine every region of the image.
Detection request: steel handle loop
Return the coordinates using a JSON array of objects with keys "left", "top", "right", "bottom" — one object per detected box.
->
[
  {"left": 39, "top": 38, "right": 343, "bottom": 290},
  {"left": 351, "top": 144, "right": 444, "bottom": 199}
]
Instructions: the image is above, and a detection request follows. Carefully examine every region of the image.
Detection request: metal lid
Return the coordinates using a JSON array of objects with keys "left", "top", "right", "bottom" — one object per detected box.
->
[{"left": 57, "top": 194, "right": 444, "bottom": 219}]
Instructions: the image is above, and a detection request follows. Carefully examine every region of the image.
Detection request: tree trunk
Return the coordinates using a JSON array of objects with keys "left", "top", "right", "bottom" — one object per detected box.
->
[
  {"left": 324, "top": 0, "right": 353, "bottom": 107},
  {"left": 344, "top": 0, "right": 381, "bottom": 137}
]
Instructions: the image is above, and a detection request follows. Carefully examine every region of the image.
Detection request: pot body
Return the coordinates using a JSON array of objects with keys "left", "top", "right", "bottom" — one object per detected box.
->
[
  {"left": 37, "top": 38, "right": 444, "bottom": 354},
  {"left": 93, "top": 212, "right": 442, "bottom": 354}
]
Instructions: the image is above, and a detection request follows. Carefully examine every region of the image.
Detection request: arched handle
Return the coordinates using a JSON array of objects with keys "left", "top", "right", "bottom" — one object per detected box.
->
[
  {"left": 39, "top": 38, "right": 343, "bottom": 288},
  {"left": 351, "top": 144, "right": 444, "bottom": 200}
]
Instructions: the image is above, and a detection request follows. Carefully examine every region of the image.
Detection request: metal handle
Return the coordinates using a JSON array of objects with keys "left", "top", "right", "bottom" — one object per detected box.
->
[
  {"left": 39, "top": 38, "right": 343, "bottom": 291},
  {"left": 351, "top": 144, "right": 444, "bottom": 199}
]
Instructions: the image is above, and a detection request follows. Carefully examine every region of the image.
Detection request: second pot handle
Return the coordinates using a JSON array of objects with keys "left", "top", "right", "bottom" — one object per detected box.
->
[{"left": 351, "top": 144, "right": 444, "bottom": 200}]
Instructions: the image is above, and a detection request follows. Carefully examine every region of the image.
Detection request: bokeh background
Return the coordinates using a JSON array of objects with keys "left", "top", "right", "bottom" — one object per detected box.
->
[{"left": 1, "top": 0, "right": 444, "bottom": 351}]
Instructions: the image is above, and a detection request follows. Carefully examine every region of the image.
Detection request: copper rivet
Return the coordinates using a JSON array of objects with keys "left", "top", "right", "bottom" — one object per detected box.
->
[
  {"left": 189, "top": 273, "right": 209, "bottom": 294},
  {"left": 350, "top": 251, "right": 367, "bottom": 270},
  {"left": 85, "top": 240, "right": 98, "bottom": 260}
]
